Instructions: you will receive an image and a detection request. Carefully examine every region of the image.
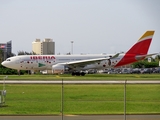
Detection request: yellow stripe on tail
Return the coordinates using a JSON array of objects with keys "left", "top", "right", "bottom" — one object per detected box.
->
[{"left": 138, "top": 31, "right": 154, "bottom": 41}]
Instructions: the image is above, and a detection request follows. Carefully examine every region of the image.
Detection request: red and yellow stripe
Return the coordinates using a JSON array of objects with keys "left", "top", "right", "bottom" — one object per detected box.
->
[{"left": 138, "top": 31, "right": 154, "bottom": 41}]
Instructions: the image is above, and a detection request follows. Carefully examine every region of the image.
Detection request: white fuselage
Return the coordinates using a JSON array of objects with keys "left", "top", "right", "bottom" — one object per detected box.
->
[{"left": 2, "top": 54, "right": 123, "bottom": 71}]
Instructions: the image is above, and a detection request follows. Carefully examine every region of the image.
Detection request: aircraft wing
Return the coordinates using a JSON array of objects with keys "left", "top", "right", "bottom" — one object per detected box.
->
[
  {"left": 63, "top": 53, "right": 120, "bottom": 69},
  {"left": 66, "top": 57, "right": 107, "bottom": 67}
]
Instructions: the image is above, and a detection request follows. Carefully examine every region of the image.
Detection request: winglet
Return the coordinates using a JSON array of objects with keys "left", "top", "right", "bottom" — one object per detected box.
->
[{"left": 110, "top": 53, "right": 120, "bottom": 59}]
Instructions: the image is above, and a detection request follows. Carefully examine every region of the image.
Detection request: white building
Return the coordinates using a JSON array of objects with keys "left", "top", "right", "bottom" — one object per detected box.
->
[{"left": 32, "top": 38, "right": 55, "bottom": 55}]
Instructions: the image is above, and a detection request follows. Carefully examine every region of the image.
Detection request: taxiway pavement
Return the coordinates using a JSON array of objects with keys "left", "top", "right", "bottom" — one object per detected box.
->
[
  {"left": 0, "top": 80, "right": 160, "bottom": 84},
  {"left": 0, "top": 115, "right": 160, "bottom": 120}
]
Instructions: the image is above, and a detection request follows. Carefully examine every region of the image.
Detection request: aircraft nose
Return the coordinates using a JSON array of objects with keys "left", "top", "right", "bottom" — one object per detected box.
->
[
  {"left": 1, "top": 61, "right": 7, "bottom": 67},
  {"left": 1, "top": 60, "right": 13, "bottom": 69}
]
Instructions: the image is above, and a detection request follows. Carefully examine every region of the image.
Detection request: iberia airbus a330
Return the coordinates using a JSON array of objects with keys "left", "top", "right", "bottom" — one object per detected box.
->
[{"left": 1, "top": 31, "right": 156, "bottom": 76}]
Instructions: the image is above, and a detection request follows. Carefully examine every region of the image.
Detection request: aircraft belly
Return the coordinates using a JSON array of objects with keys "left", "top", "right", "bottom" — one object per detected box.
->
[{"left": 83, "top": 63, "right": 109, "bottom": 70}]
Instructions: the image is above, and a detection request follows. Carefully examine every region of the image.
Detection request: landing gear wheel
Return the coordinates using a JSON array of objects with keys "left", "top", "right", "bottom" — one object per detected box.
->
[
  {"left": 80, "top": 72, "right": 86, "bottom": 76},
  {"left": 72, "top": 72, "right": 76, "bottom": 76},
  {"left": 75, "top": 72, "right": 80, "bottom": 76}
]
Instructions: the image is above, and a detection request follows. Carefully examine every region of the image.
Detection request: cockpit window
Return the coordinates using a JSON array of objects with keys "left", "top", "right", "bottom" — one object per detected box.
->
[{"left": 6, "top": 59, "right": 11, "bottom": 61}]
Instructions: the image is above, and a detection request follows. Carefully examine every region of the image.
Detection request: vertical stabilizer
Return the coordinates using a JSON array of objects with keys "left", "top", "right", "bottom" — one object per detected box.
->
[
  {"left": 115, "top": 31, "right": 155, "bottom": 67},
  {"left": 126, "top": 31, "right": 154, "bottom": 55}
]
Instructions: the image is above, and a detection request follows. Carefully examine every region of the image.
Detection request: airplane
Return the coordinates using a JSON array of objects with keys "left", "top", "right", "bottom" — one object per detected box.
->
[{"left": 1, "top": 31, "right": 157, "bottom": 76}]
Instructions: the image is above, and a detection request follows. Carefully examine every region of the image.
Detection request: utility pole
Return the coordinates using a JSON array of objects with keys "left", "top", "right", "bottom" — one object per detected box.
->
[{"left": 71, "top": 41, "right": 74, "bottom": 54}]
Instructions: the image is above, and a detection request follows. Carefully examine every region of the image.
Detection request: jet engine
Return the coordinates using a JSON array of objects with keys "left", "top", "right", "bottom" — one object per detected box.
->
[{"left": 52, "top": 64, "right": 65, "bottom": 74}]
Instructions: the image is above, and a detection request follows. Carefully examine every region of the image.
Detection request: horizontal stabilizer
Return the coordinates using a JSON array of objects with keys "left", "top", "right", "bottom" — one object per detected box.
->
[{"left": 135, "top": 53, "right": 158, "bottom": 60}]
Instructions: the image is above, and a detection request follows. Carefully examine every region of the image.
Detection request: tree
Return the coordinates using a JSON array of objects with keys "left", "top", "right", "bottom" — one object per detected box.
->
[
  {"left": 155, "top": 55, "right": 160, "bottom": 61},
  {"left": 17, "top": 51, "right": 37, "bottom": 55},
  {"left": 132, "top": 60, "right": 159, "bottom": 68}
]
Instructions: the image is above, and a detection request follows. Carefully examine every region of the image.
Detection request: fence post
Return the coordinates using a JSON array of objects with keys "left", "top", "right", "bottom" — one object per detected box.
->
[
  {"left": 124, "top": 80, "right": 126, "bottom": 120},
  {"left": 61, "top": 79, "right": 64, "bottom": 120}
]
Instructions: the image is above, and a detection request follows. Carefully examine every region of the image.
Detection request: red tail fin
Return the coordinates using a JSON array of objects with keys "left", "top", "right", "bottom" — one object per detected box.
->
[
  {"left": 115, "top": 31, "right": 155, "bottom": 67},
  {"left": 126, "top": 31, "right": 154, "bottom": 55}
]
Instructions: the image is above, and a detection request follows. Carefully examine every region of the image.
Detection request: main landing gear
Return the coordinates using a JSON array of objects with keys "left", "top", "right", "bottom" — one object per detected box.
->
[{"left": 71, "top": 71, "right": 86, "bottom": 76}]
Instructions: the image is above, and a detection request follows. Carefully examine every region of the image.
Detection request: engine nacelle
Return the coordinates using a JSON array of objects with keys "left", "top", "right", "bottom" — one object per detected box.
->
[
  {"left": 101, "top": 59, "right": 118, "bottom": 68},
  {"left": 52, "top": 64, "right": 65, "bottom": 74}
]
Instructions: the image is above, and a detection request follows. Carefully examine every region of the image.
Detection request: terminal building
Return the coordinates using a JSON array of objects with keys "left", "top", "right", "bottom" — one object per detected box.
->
[
  {"left": 32, "top": 38, "right": 55, "bottom": 55},
  {"left": 0, "top": 41, "right": 12, "bottom": 61}
]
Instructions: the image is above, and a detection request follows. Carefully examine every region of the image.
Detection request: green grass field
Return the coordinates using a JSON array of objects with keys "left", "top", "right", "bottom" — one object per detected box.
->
[
  {"left": 0, "top": 84, "right": 160, "bottom": 115},
  {"left": 0, "top": 73, "right": 160, "bottom": 80}
]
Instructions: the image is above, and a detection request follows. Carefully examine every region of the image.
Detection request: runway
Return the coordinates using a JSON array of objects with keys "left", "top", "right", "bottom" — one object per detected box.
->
[
  {"left": 0, "top": 80, "right": 160, "bottom": 84},
  {"left": 0, "top": 115, "right": 160, "bottom": 120}
]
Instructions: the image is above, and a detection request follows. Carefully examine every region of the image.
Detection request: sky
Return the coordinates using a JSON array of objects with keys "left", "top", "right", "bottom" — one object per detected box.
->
[{"left": 1, "top": 0, "right": 160, "bottom": 55}]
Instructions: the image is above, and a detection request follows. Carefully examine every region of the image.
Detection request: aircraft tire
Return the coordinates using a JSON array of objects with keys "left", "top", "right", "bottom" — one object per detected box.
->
[
  {"left": 72, "top": 72, "right": 76, "bottom": 76},
  {"left": 75, "top": 72, "right": 80, "bottom": 76},
  {"left": 80, "top": 72, "right": 86, "bottom": 76}
]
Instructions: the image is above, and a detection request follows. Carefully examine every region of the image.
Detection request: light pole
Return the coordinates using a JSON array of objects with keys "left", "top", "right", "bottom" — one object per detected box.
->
[{"left": 71, "top": 41, "right": 74, "bottom": 54}]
